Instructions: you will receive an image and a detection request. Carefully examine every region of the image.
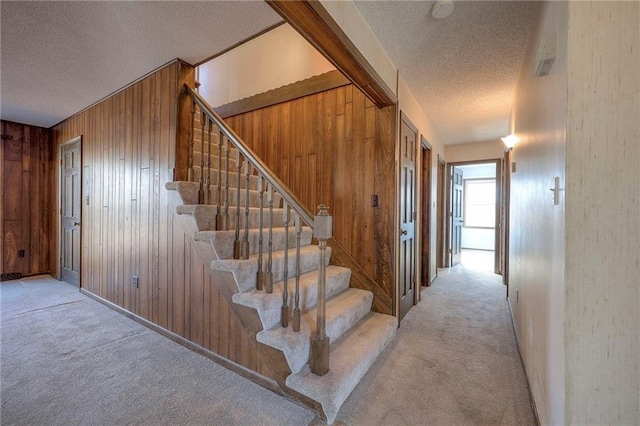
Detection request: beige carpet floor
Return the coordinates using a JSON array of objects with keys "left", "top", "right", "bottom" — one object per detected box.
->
[
  {"left": 1, "top": 266, "right": 535, "bottom": 425},
  {"left": 335, "top": 266, "right": 536, "bottom": 425}
]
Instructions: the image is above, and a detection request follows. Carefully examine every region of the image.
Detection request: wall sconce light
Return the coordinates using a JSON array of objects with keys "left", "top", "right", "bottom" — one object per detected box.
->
[{"left": 501, "top": 134, "right": 518, "bottom": 149}]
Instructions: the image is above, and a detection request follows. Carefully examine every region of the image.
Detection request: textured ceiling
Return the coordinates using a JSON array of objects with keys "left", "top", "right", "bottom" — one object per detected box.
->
[
  {"left": 355, "top": 0, "right": 537, "bottom": 145},
  {"left": 1, "top": 1, "right": 282, "bottom": 128}
]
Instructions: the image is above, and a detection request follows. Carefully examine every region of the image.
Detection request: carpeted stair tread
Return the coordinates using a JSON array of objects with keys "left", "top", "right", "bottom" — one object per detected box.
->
[
  {"left": 211, "top": 245, "right": 331, "bottom": 292},
  {"left": 166, "top": 181, "right": 200, "bottom": 205},
  {"left": 195, "top": 226, "right": 313, "bottom": 260},
  {"left": 177, "top": 204, "right": 286, "bottom": 231},
  {"left": 286, "top": 312, "right": 397, "bottom": 425},
  {"left": 232, "top": 265, "right": 351, "bottom": 330},
  {"left": 257, "top": 288, "right": 373, "bottom": 375}
]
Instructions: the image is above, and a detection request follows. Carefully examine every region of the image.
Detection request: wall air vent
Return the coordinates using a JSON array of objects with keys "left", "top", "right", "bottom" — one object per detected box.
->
[
  {"left": 535, "top": 33, "right": 557, "bottom": 77},
  {"left": 1, "top": 273, "right": 22, "bottom": 281}
]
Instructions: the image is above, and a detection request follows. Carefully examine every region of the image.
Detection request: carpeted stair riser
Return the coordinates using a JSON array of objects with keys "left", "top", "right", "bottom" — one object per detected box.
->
[
  {"left": 211, "top": 245, "right": 332, "bottom": 293},
  {"left": 232, "top": 265, "right": 352, "bottom": 330},
  {"left": 192, "top": 149, "right": 247, "bottom": 168},
  {"left": 286, "top": 312, "right": 397, "bottom": 425},
  {"left": 177, "top": 204, "right": 287, "bottom": 232},
  {"left": 167, "top": 181, "right": 273, "bottom": 207},
  {"left": 205, "top": 187, "right": 281, "bottom": 208},
  {"left": 256, "top": 288, "right": 373, "bottom": 375},
  {"left": 196, "top": 227, "right": 313, "bottom": 260}
]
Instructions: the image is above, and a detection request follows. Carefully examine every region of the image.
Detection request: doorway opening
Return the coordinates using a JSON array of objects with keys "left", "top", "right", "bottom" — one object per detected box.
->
[
  {"left": 446, "top": 160, "right": 502, "bottom": 274},
  {"left": 420, "top": 137, "right": 432, "bottom": 288}
]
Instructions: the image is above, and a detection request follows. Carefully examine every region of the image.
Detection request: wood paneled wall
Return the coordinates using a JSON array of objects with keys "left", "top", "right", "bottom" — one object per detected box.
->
[
  {"left": 1, "top": 120, "right": 52, "bottom": 277},
  {"left": 51, "top": 61, "right": 270, "bottom": 379},
  {"left": 225, "top": 84, "right": 396, "bottom": 301}
]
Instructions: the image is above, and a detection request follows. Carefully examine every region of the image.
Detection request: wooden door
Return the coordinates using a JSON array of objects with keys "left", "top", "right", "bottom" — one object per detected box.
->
[
  {"left": 61, "top": 140, "right": 81, "bottom": 286},
  {"left": 399, "top": 117, "right": 417, "bottom": 320},
  {"left": 450, "top": 166, "right": 463, "bottom": 266}
]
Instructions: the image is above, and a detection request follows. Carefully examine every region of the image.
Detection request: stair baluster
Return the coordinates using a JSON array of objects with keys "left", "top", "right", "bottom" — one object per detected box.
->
[
  {"left": 223, "top": 136, "right": 230, "bottom": 230},
  {"left": 205, "top": 120, "right": 212, "bottom": 204},
  {"left": 293, "top": 212, "right": 302, "bottom": 332},
  {"left": 256, "top": 174, "right": 265, "bottom": 290},
  {"left": 188, "top": 101, "right": 195, "bottom": 182},
  {"left": 265, "top": 184, "right": 274, "bottom": 293},
  {"left": 198, "top": 111, "right": 206, "bottom": 203},
  {"left": 215, "top": 131, "right": 223, "bottom": 230},
  {"left": 233, "top": 150, "right": 242, "bottom": 259},
  {"left": 241, "top": 160, "right": 250, "bottom": 259},
  {"left": 310, "top": 204, "right": 332, "bottom": 376},
  {"left": 281, "top": 202, "right": 289, "bottom": 327}
]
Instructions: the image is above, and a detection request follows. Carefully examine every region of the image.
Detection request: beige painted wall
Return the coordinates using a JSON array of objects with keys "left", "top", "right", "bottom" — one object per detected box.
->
[
  {"left": 398, "top": 76, "right": 445, "bottom": 286},
  {"left": 198, "top": 24, "right": 335, "bottom": 107},
  {"left": 564, "top": 2, "right": 639, "bottom": 423},
  {"left": 445, "top": 140, "right": 505, "bottom": 163},
  {"left": 319, "top": 0, "right": 398, "bottom": 95},
  {"left": 508, "top": 2, "right": 567, "bottom": 424}
]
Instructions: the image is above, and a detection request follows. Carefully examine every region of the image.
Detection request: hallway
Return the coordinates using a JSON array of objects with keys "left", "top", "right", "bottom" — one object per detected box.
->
[
  {"left": 336, "top": 265, "right": 535, "bottom": 425},
  {"left": 1, "top": 268, "right": 535, "bottom": 425}
]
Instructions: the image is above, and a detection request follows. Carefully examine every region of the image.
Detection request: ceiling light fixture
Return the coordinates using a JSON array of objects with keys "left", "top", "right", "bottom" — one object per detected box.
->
[
  {"left": 501, "top": 134, "right": 519, "bottom": 149},
  {"left": 431, "top": 0, "right": 455, "bottom": 19}
]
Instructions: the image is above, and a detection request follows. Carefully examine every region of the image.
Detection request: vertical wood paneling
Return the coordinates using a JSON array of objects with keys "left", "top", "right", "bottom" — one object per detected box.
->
[
  {"left": 50, "top": 61, "right": 269, "bottom": 380},
  {"left": 1, "top": 120, "right": 51, "bottom": 277},
  {"left": 225, "top": 84, "right": 396, "bottom": 301}
]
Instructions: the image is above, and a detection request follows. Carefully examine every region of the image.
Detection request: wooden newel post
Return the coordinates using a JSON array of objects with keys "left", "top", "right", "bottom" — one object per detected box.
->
[{"left": 311, "top": 204, "right": 332, "bottom": 376}]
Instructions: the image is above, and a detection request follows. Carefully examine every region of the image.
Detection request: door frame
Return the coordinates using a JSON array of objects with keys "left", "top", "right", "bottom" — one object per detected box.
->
[
  {"left": 445, "top": 159, "right": 503, "bottom": 273},
  {"left": 436, "top": 155, "right": 446, "bottom": 270},
  {"left": 501, "top": 149, "right": 512, "bottom": 293},
  {"left": 57, "top": 136, "right": 82, "bottom": 286}
]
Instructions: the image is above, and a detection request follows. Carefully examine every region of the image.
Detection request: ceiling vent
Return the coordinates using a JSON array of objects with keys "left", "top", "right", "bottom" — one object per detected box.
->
[{"left": 535, "top": 33, "right": 557, "bottom": 77}]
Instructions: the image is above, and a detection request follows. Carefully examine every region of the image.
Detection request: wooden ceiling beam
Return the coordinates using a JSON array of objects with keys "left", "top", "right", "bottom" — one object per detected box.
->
[{"left": 266, "top": 0, "right": 397, "bottom": 108}]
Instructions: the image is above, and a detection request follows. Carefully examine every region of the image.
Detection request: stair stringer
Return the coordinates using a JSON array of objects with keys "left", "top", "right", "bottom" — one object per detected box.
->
[
  {"left": 166, "top": 190, "right": 285, "bottom": 394},
  {"left": 168, "top": 187, "right": 327, "bottom": 418},
  {"left": 211, "top": 268, "right": 327, "bottom": 419}
]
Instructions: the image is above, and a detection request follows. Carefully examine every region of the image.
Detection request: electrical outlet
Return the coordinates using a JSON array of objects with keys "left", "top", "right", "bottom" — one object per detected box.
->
[
  {"left": 18, "top": 250, "right": 25, "bottom": 258},
  {"left": 371, "top": 194, "right": 379, "bottom": 207},
  {"left": 132, "top": 275, "right": 139, "bottom": 288}
]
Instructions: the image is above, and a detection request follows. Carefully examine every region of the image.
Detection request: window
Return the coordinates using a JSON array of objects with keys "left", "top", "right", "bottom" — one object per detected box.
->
[{"left": 463, "top": 179, "right": 496, "bottom": 228}]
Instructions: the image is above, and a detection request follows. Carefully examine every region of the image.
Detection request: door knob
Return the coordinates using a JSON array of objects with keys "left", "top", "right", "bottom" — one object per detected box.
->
[
  {"left": 74, "top": 222, "right": 80, "bottom": 226},
  {"left": 401, "top": 229, "right": 408, "bottom": 235}
]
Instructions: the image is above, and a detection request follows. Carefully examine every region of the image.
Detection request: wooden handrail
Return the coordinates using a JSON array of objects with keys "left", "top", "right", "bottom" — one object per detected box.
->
[
  {"left": 183, "top": 84, "right": 314, "bottom": 229},
  {"left": 184, "top": 84, "right": 334, "bottom": 376}
]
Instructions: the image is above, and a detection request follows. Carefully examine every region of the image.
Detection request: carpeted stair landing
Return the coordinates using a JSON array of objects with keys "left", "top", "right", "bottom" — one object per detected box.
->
[{"left": 166, "top": 145, "right": 396, "bottom": 423}]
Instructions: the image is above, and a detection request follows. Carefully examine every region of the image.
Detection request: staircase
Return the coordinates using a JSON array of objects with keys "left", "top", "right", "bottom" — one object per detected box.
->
[{"left": 165, "top": 86, "right": 396, "bottom": 424}]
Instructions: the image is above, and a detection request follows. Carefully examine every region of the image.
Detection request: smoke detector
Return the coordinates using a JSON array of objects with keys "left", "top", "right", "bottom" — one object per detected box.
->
[{"left": 432, "top": 1, "right": 455, "bottom": 19}]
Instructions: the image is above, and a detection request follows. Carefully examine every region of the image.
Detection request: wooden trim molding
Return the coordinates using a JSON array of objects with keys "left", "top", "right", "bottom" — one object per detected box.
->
[
  {"left": 327, "top": 238, "right": 393, "bottom": 316},
  {"left": 80, "top": 288, "right": 282, "bottom": 395},
  {"left": 266, "top": 0, "right": 397, "bottom": 108},
  {"left": 215, "top": 70, "right": 350, "bottom": 118}
]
